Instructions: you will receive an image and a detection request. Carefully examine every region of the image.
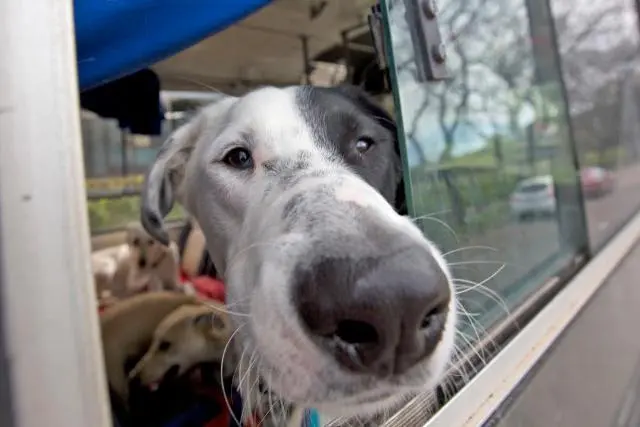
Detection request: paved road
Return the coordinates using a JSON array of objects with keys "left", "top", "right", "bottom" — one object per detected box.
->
[
  {"left": 450, "top": 162, "right": 640, "bottom": 334},
  {"left": 584, "top": 163, "right": 640, "bottom": 248}
]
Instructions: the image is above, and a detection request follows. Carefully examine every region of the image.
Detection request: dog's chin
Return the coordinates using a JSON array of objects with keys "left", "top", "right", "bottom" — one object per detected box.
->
[
  {"left": 245, "top": 331, "right": 445, "bottom": 421},
  {"left": 313, "top": 389, "right": 414, "bottom": 421}
]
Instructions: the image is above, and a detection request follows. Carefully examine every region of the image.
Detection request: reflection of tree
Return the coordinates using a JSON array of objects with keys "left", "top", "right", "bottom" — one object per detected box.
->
[
  {"left": 438, "top": 41, "right": 470, "bottom": 162},
  {"left": 392, "top": 0, "right": 525, "bottom": 226},
  {"left": 552, "top": 1, "right": 640, "bottom": 165}
]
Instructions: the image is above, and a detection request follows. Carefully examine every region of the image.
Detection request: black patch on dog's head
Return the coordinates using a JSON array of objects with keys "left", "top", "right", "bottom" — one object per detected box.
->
[{"left": 295, "top": 85, "right": 406, "bottom": 215}]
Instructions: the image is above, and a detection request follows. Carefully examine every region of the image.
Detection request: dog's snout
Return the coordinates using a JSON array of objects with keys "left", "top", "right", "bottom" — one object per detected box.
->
[
  {"left": 293, "top": 250, "right": 450, "bottom": 377},
  {"left": 138, "top": 258, "right": 147, "bottom": 268}
]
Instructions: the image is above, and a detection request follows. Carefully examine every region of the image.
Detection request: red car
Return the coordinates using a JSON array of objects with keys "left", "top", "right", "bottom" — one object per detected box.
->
[{"left": 580, "top": 166, "right": 615, "bottom": 198}]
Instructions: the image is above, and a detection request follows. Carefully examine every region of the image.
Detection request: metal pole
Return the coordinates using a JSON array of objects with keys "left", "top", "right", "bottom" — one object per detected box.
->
[
  {"left": 342, "top": 30, "right": 353, "bottom": 83},
  {"left": 121, "top": 129, "right": 130, "bottom": 177},
  {"left": 0, "top": 0, "right": 112, "bottom": 426},
  {"left": 300, "top": 34, "right": 312, "bottom": 85}
]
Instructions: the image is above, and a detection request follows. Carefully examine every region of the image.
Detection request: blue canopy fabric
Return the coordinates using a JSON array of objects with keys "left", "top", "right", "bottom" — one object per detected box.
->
[{"left": 74, "top": 0, "right": 272, "bottom": 91}]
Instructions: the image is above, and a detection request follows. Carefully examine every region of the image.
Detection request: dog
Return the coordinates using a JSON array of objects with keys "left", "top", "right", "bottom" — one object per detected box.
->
[
  {"left": 100, "top": 291, "right": 199, "bottom": 403},
  {"left": 128, "top": 301, "right": 233, "bottom": 390},
  {"left": 140, "top": 85, "right": 457, "bottom": 422},
  {"left": 92, "top": 222, "right": 182, "bottom": 302}
]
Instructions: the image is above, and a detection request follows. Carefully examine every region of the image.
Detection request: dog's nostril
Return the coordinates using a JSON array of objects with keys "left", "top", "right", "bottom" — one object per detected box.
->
[
  {"left": 420, "top": 305, "right": 445, "bottom": 330},
  {"left": 335, "top": 319, "right": 379, "bottom": 345}
]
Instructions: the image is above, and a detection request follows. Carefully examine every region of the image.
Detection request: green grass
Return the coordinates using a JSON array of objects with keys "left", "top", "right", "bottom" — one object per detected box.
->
[{"left": 88, "top": 195, "right": 184, "bottom": 233}]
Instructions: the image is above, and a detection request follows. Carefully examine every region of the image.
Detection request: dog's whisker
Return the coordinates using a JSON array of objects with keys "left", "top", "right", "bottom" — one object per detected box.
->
[
  {"left": 224, "top": 296, "right": 251, "bottom": 309},
  {"left": 221, "top": 323, "right": 246, "bottom": 427},
  {"left": 235, "top": 345, "right": 250, "bottom": 391},
  {"left": 224, "top": 240, "right": 282, "bottom": 278},
  {"left": 456, "top": 304, "right": 487, "bottom": 345},
  {"left": 230, "top": 349, "right": 243, "bottom": 390},
  {"left": 245, "top": 357, "right": 263, "bottom": 422},
  {"left": 442, "top": 245, "right": 498, "bottom": 258},
  {"left": 454, "top": 276, "right": 511, "bottom": 320},
  {"left": 412, "top": 215, "right": 459, "bottom": 242},
  {"left": 448, "top": 260, "right": 506, "bottom": 267},
  {"left": 453, "top": 264, "right": 505, "bottom": 296},
  {"left": 266, "top": 368, "right": 279, "bottom": 427},
  {"left": 238, "top": 349, "right": 258, "bottom": 391},
  {"left": 275, "top": 369, "right": 289, "bottom": 425},
  {"left": 173, "top": 76, "right": 226, "bottom": 95},
  {"left": 455, "top": 329, "right": 486, "bottom": 366},
  {"left": 203, "top": 301, "right": 251, "bottom": 317},
  {"left": 452, "top": 301, "right": 499, "bottom": 372},
  {"left": 455, "top": 306, "right": 487, "bottom": 358}
]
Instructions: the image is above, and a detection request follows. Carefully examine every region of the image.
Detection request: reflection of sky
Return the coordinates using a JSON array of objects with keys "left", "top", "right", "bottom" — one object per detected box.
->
[
  {"left": 405, "top": 119, "right": 501, "bottom": 167},
  {"left": 387, "top": 0, "right": 636, "bottom": 168},
  {"left": 387, "top": 0, "right": 537, "bottom": 167},
  {"left": 399, "top": 76, "right": 537, "bottom": 167}
]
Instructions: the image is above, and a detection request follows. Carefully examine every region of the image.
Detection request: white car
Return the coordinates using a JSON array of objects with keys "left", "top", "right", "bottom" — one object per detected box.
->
[{"left": 509, "top": 175, "right": 557, "bottom": 220}]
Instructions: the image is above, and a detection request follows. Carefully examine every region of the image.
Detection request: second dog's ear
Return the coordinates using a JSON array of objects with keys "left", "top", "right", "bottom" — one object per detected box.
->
[
  {"left": 193, "top": 311, "right": 227, "bottom": 332},
  {"left": 141, "top": 116, "right": 202, "bottom": 245}
]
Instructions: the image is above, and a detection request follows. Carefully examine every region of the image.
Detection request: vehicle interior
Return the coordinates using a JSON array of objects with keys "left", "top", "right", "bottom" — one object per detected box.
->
[{"left": 2, "top": 0, "right": 640, "bottom": 426}]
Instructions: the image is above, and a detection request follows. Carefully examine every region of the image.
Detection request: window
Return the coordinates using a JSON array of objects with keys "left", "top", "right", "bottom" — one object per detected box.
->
[
  {"left": 382, "top": 0, "right": 589, "bottom": 420},
  {"left": 552, "top": 0, "right": 640, "bottom": 250}
]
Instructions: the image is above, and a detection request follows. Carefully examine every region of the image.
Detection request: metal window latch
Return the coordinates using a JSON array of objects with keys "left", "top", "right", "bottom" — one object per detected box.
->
[
  {"left": 368, "top": 4, "right": 388, "bottom": 72},
  {"left": 406, "top": 0, "right": 451, "bottom": 81}
]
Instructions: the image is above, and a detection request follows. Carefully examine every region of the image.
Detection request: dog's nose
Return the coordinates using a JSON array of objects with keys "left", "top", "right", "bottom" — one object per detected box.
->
[
  {"left": 293, "top": 249, "right": 450, "bottom": 377},
  {"left": 138, "top": 258, "right": 146, "bottom": 268}
]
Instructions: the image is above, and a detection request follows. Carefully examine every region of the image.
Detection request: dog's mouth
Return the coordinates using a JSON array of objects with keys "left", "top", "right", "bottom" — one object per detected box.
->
[{"left": 147, "top": 364, "right": 181, "bottom": 392}]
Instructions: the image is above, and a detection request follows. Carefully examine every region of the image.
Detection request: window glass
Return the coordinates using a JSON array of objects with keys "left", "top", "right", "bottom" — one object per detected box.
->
[
  {"left": 383, "top": 0, "right": 588, "bottom": 370},
  {"left": 551, "top": 0, "right": 640, "bottom": 250}
]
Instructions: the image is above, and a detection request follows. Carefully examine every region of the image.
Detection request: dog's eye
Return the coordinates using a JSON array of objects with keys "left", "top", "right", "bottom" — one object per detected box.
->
[
  {"left": 354, "top": 137, "right": 374, "bottom": 154},
  {"left": 223, "top": 148, "right": 254, "bottom": 170},
  {"left": 132, "top": 238, "right": 140, "bottom": 247},
  {"left": 158, "top": 341, "right": 171, "bottom": 352}
]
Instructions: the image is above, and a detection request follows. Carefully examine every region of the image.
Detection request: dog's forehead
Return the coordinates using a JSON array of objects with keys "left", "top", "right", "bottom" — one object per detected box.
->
[
  {"left": 227, "top": 87, "right": 315, "bottom": 158},
  {"left": 226, "top": 86, "right": 366, "bottom": 161}
]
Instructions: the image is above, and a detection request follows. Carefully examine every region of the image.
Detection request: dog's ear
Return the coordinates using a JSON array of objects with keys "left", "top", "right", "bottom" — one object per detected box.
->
[
  {"left": 141, "top": 114, "right": 204, "bottom": 245},
  {"left": 193, "top": 310, "right": 228, "bottom": 336},
  {"left": 332, "top": 85, "right": 407, "bottom": 215}
]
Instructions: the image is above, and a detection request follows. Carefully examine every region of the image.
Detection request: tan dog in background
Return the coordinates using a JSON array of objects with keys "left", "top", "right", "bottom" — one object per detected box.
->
[
  {"left": 92, "top": 222, "right": 182, "bottom": 303},
  {"left": 128, "top": 301, "right": 233, "bottom": 390},
  {"left": 100, "top": 292, "right": 199, "bottom": 402}
]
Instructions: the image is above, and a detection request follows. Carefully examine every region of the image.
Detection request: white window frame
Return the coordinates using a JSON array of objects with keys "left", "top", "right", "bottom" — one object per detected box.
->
[
  {"left": 419, "top": 210, "right": 640, "bottom": 427},
  {"left": 0, "top": 0, "right": 112, "bottom": 426}
]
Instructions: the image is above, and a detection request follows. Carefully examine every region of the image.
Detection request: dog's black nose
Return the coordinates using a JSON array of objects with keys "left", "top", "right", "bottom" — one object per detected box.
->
[
  {"left": 293, "top": 249, "right": 450, "bottom": 377},
  {"left": 138, "top": 258, "right": 146, "bottom": 268}
]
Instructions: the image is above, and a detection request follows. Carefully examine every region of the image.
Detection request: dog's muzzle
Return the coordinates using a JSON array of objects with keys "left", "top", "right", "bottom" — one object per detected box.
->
[{"left": 291, "top": 246, "right": 450, "bottom": 377}]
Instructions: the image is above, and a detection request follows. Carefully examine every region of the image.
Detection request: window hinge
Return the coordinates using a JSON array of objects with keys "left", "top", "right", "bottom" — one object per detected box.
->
[
  {"left": 368, "top": 4, "right": 388, "bottom": 72},
  {"left": 407, "top": 0, "right": 451, "bottom": 81}
]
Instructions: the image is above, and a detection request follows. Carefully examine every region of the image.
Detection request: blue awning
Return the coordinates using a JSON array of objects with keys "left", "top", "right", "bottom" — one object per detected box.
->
[{"left": 74, "top": 0, "right": 272, "bottom": 91}]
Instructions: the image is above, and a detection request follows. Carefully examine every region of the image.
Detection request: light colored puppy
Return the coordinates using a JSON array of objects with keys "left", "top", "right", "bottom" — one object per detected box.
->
[
  {"left": 100, "top": 291, "right": 199, "bottom": 402},
  {"left": 92, "top": 222, "right": 182, "bottom": 301},
  {"left": 128, "top": 302, "right": 233, "bottom": 391}
]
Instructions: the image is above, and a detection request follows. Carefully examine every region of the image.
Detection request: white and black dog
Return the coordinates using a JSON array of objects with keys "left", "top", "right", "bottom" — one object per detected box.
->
[{"left": 141, "top": 85, "right": 456, "bottom": 422}]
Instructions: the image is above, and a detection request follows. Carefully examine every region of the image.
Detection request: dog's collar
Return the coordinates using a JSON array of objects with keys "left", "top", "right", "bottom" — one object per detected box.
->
[{"left": 301, "top": 409, "right": 320, "bottom": 427}]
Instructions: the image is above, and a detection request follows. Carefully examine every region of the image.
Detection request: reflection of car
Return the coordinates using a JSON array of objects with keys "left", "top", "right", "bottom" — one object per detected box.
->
[
  {"left": 580, "top": 166, "right": 614, "bottom": 198},
  {"left": 509, "top": 175, "right": 556, "bottom": 220}
]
